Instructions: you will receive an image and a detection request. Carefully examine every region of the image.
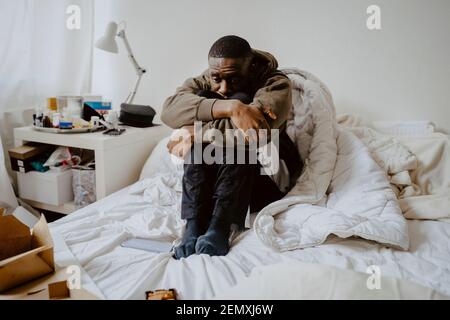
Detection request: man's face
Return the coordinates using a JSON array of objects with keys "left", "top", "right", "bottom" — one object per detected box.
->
[{"left": 208, "top": 56, "right": 252, "bottom": 98}]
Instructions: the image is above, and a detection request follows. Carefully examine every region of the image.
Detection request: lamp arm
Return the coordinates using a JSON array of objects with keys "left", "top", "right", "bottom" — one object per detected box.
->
[
  {"left": 125, "top": 74, "right": 143, "bottom": 104},
  {"left": 117, "top": 29, "right": 146, "bottom": 75},
  {"left": 117, "top": 29, "right": 147, "bottom": 104}
]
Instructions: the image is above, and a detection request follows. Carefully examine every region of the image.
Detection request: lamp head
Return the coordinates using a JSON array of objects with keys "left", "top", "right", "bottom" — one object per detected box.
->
[{"left": 95, "top": 21, "right": 119, "bottom": 53}]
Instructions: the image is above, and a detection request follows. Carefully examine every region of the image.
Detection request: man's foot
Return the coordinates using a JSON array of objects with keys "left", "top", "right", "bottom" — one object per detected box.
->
[
  {"left": 195, "top": 217, "right": 231, "bottom": 256},
  {"left": 174, "top": 219, "right": 204, "bottom": 259}
]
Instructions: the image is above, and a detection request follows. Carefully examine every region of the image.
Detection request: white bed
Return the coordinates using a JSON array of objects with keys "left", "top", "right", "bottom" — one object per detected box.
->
[
  {"left": 49, "top": 129, "right": 450, "bottom": 300},
  {"left": 50, "top": 202, "right": 450, "bottom": 300},
  {"left": 48, "top": 70, "right": 450, "bottom": 300}
]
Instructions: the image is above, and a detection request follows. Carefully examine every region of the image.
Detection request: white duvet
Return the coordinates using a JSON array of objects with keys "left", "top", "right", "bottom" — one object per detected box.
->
[
  {"left": 49, "top": 69, "right": 450, "bottom": 299},
  {"left": 254, "top": 69, "right": 409, "bottom": 251}
]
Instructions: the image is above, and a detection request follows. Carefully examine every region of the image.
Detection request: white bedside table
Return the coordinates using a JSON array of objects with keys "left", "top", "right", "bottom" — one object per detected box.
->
[{"left": 14, "top": 125, "right": 171, "bottom": 214}]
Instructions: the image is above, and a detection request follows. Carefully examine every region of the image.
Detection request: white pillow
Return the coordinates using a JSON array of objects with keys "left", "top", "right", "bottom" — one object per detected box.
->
[{"left": 139, "top": 136, "right": 184, "bottom": 180}]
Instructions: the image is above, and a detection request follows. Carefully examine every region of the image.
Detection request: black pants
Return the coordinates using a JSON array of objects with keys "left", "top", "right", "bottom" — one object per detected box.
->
[{"left": 181, "top": 91, "right": 302, "bottom": 229}]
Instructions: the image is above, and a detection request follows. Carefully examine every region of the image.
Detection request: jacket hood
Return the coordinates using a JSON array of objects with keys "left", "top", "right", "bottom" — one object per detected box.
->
[{"left": 251, "top": 49, "right": 279, "bottom": 71}]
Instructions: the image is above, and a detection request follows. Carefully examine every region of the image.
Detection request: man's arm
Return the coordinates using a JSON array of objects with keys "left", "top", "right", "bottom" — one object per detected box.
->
[
  {"left": 202, "top": 71, "right": 292, "bottom": 135},
  {"left": 162, "top": 70, "right": 291, "bottom": 133},
  {"left": 165, "top": 71, "right": 291, "bottom": 157},
  {"left": 161, "top": 71, "right": 217, "bottom": 129},
  {"left": 249, "top": 70, "right": 292, "bottom": 130},
  {"left": 160, "top": 71, "right": 264, "bottom": 131}
]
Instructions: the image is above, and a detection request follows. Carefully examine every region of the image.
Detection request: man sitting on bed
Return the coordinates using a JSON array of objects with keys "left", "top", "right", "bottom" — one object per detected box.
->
[{"left": 161, "top": 35, "right": 302, "bottom": 259}]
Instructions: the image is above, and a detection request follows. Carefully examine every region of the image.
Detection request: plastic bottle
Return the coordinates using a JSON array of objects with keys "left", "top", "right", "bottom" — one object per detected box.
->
[
  {"left": 34, "top": 107, "right": 44, "bottom": 127},
  {"left": 52, "top": 113, "right": 61, "bottom": 128}
]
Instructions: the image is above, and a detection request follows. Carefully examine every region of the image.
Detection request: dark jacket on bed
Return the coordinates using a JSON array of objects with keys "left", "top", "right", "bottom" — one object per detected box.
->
[{"left": 160, "top": 49, "right": 292, "bottom": 135}]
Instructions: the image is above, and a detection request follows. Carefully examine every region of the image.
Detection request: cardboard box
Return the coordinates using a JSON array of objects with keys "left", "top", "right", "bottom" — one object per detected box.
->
[
  {"left": 8, "top": 144, "right": 50, "bottom": 160},
  {"left": 8, "top": 144, "right": 54, "bottom": 173},
  {"left": 84, "top": 101, "right": 112, "bottom": 111},
  {"left": 0, "top": 215, "right": 32, "bottom": 261},
  {"left": 0, "top": 214, "right": 54, "bottom": 292},
  {"left": 0, "top": 267, "right": 99, "bottom": 300}
]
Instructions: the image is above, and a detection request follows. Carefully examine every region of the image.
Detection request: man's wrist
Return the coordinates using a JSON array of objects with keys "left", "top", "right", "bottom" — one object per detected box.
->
[
  {"left": 212, "top": 99, "right": 242, "bottom": 119},
  {"left": 227, "top": 100, "right": 240, "bottom": 117}
]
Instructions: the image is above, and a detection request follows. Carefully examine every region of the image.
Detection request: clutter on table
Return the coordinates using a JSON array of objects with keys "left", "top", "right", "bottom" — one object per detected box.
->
[
  {"left": 100, "top": 108, "right": 127, "bottom": 135},
  {"left": 31, "top": 93, "right": 162, "bottom": 134},
  {"left": 32, "top": 94, "right": 114, "bottom": 132}
]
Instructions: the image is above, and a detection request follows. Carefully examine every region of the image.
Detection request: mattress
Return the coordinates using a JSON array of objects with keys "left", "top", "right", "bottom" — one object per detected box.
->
[{"left": 49, "top": 181, "right": 450, "bottom": 300}]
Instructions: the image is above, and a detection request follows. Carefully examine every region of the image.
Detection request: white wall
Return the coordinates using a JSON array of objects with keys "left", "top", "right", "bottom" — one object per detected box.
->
[{"left": 92, "top": 0, "right": 450, "bottom": 131}]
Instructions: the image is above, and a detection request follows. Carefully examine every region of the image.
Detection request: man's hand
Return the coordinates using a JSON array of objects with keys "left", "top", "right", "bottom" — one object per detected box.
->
[
  {"left": 167, "top": 126, "right": 194, "bottom": 159},
  {"left": 228, "top": 100, "right": 277, "bottom": 142}
]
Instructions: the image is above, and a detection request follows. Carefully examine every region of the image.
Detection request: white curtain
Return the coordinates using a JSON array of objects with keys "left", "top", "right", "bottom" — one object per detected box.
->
[
  {"left": 0, "top": 137, "right": 17, "bottom": 212},
  {"left": 0, "top": 0, "right": 94, "bottom": 190}
]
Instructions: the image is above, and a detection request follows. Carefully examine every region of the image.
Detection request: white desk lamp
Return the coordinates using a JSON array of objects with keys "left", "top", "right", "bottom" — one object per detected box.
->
[{"left": 95, "top": 21, "right": 146, "bottom": 104}]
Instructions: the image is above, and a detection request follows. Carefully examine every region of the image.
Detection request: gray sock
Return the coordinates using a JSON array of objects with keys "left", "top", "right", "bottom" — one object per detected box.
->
[
  {"left": 174, "top": 219, "right": 203, "bottom": 259},
  {"left": 195, "top": 216, "right": 231, "bottom": 256}
]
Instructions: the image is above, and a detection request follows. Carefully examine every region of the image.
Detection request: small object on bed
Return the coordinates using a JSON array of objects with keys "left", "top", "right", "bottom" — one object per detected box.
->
[{"left": 146, "top": 289, "right": 177, "bottom": 300}]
